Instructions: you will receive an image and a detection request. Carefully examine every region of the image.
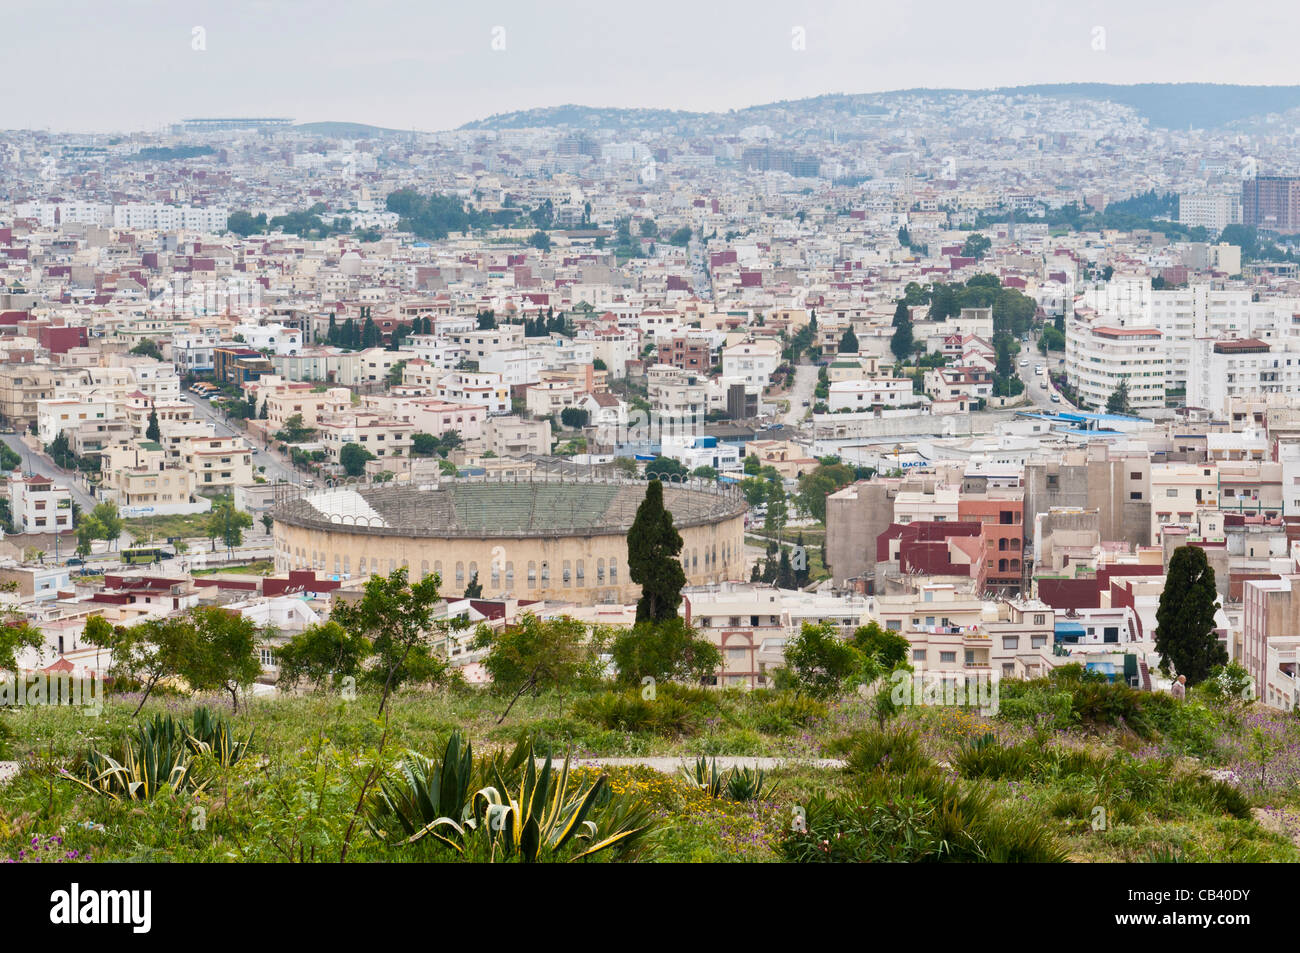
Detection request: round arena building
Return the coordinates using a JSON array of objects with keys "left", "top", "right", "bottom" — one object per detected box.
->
[{"left": 270, "top": 474, "right": 748, "bottom": 605}]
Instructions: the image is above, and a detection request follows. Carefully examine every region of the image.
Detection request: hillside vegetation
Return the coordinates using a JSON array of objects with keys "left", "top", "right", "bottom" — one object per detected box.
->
[{"left": 2, "top": 664, "right": 1296, "bottom": 863}]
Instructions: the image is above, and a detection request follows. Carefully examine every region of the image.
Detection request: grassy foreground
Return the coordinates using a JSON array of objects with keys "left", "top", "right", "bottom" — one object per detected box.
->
[{"left": 1, "top": 671, "right": 1298, "bottom": 863}]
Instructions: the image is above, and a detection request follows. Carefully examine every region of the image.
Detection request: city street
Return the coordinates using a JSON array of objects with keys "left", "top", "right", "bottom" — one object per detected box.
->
[
  {"left": 0, "top": 431, "right": 98, "bottom": 511},
  {"left": 1015, "top": 335, "right": 1076, "bottom": 413},
  {"left": 780, "top": 363, "right": 817, "bottom": 426}
]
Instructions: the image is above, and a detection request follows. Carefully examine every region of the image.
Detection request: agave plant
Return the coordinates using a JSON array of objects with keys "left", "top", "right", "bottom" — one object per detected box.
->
[
  {"left": 724, "top": 765, "right": 777, "bottom": 802},
  {"left": 458, "top": 753, "right": 614, "bottom": 862},
  {"left": 185, "top": 706, "right": 255, "bottom": 767},
  {"left": 65, "top": 715, "right": 206, "bottom": 801},
  {"left": 366, "top": 732, "right": 655, "bottom": 862},
  {"left": 681, "top": 756, "right": 726, "bottom": 797},
  {"left": 365, "top": 731, "right": 476, "bottom": 843},
  {"left": 683, "top": 757, "right": 777, "bottom": 802}
]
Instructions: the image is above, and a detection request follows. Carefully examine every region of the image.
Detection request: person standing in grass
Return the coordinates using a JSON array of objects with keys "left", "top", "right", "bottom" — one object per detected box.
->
[{"left": 1170, "top": 674, "right": 1187, "bottom": 701}]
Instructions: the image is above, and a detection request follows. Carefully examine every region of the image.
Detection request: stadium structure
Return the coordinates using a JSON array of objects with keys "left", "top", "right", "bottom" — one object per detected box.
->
[{"left": 269, "top": 473, "right": 748, "bottom": 605}]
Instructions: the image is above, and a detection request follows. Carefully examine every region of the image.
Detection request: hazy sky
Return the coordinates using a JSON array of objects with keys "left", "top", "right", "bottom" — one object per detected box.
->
[{"left": 6, "top": 0, "right": 1299, "bottom": 133}]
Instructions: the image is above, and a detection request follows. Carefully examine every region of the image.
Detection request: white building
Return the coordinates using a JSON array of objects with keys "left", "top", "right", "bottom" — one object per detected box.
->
[
  {"left": 7, "top": 473, "right": 73, "bottom": 534},
  {"left": 827, "top": 378, "right": 925, "bottom": 411},
  {"left": 1064, "top": 319, "right": 1165, "bottom": 412},
  {"left": 1178, "top": 192, "right": 1242, "bottom": 231},
  {"left": 36, "top": 397, "right": 119, "bottom": 445},
  {"left": 721, "top": 339, "right": 782, "bottom": 392},
  {"left": 1187, "top": 338, "right": 1300, "bottom": 417},
  {"left": 659, "top": 435, "right": 741, "bottom": 472},
  {"left": 112, "top": 204, "right": 229, "bottom": 232},
  {"left": 233, "top": 323, "right": 303, "bottom": 355}
]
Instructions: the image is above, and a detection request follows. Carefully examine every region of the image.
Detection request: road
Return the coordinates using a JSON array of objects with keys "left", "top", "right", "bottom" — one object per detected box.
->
[
  {"left": 181, "top": 393, "right": 298, "bottom": 484},
  {"left": 0, "top": 431, "right": 98, "bottom": 511},
  {"left": 1015, "top": 336, "right": 1077, "bottom": 413},
  {"left": 687, "top": 236, "right": 712, "bottom": 301},
  {"left": 779, "top": 363, "right": 818, "bottom": 426}
]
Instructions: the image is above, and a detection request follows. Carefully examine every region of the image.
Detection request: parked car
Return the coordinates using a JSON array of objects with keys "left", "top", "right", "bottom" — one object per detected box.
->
[{"left": 1050, "top": 393, "right": 1061, "bottom": 403}]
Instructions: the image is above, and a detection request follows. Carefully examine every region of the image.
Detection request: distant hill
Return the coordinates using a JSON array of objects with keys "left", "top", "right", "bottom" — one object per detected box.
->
[
  {"left": 460, "top": 104, "right": 707, "bottom": 131},
  {"left": 460, "top": 84, "right": 1300, "bottom": 132},
  {"left": 920, "top": 83, "right": 1300, "bottom": 130},
  {"left": 293, "top": 121, "right": 408, "bottom": 138}
]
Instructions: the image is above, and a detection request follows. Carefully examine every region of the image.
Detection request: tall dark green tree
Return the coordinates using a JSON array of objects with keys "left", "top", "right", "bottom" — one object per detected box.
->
[
  {"left": 793, "top": 531, "right": 810, "bottom": 587},
  {"left": 838, "top": 326, "right": 859, "bottom": 353},
  {"left": 146, "top": 409, "right": 161, "bottom": 442},
  {"left": 775, "top": 548, "right": 796, "bottom": 589},
  {"left": 1106, "top": 379, "right": 1132, "bottom": 415},
  {"left": 628, "top": 479, "right": 686, "bottom": 623},
  {"left": 890, "top": 319, "right": 914, "bottom": 362},
  {"left": 1154, "top": 545, "right": 1226, "bottom": 685}
]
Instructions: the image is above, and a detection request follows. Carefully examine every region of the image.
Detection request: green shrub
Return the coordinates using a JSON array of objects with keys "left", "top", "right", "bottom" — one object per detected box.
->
[
  {"left": 572, "top": 690, "right": 699, "bottom": 737},
  {"left": 953, "top": 736, "right": 1037, "bottom": 780},
  {"left": 754, "top": 692, "right": 827, "bottom": 734},
  {"left": 779, "top": 768, "right": 1066, "bottom": 863},
  {"left": 996, "top": 686, "right": 1076, "bottom": 727},
  {"left": 1048, "top": 789, "right": 1141, "bottom": 827},
  {"left": 1179, "top": 777, "right": 1253, "bottom": 820},
  {"left": 1069, "top": 680, "right": 1159, "bottom": 737},
  {"left": 844, "top": 727, "right": 930, "bottom": 776}
]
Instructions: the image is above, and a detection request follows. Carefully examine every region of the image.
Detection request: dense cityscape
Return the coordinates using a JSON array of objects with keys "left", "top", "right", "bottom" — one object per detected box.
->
[{"left": 2, "top": 7, "right": 1300, "bottom": 904}]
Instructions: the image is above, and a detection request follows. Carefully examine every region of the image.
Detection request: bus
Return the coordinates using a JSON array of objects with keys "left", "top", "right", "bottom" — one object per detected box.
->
[{"left": 121, "top": 547, "right": 174, "bottom": 565}]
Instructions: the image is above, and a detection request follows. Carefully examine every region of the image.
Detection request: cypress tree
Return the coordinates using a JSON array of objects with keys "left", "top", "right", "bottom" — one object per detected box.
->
[
  {"left": 1155, "top": 545, "right": 1226, "bottom": 685},
  {"left": 794, "top": 531, "right": 810, "bottom": 587},
  {"left": 146, "top": 409, "right": 161, "bottom": 442},
  {"left": 628, "top": 479, "right": 686, "bottom": 623},
  {"left": 839, "top": 326, "right": 859, "bottom": 353},
  {"left": 776, "top": 548, "right": 796, "bottom": 589},
  {"left": 891, "top": 320, "right": 914, "bottom": 362}
]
